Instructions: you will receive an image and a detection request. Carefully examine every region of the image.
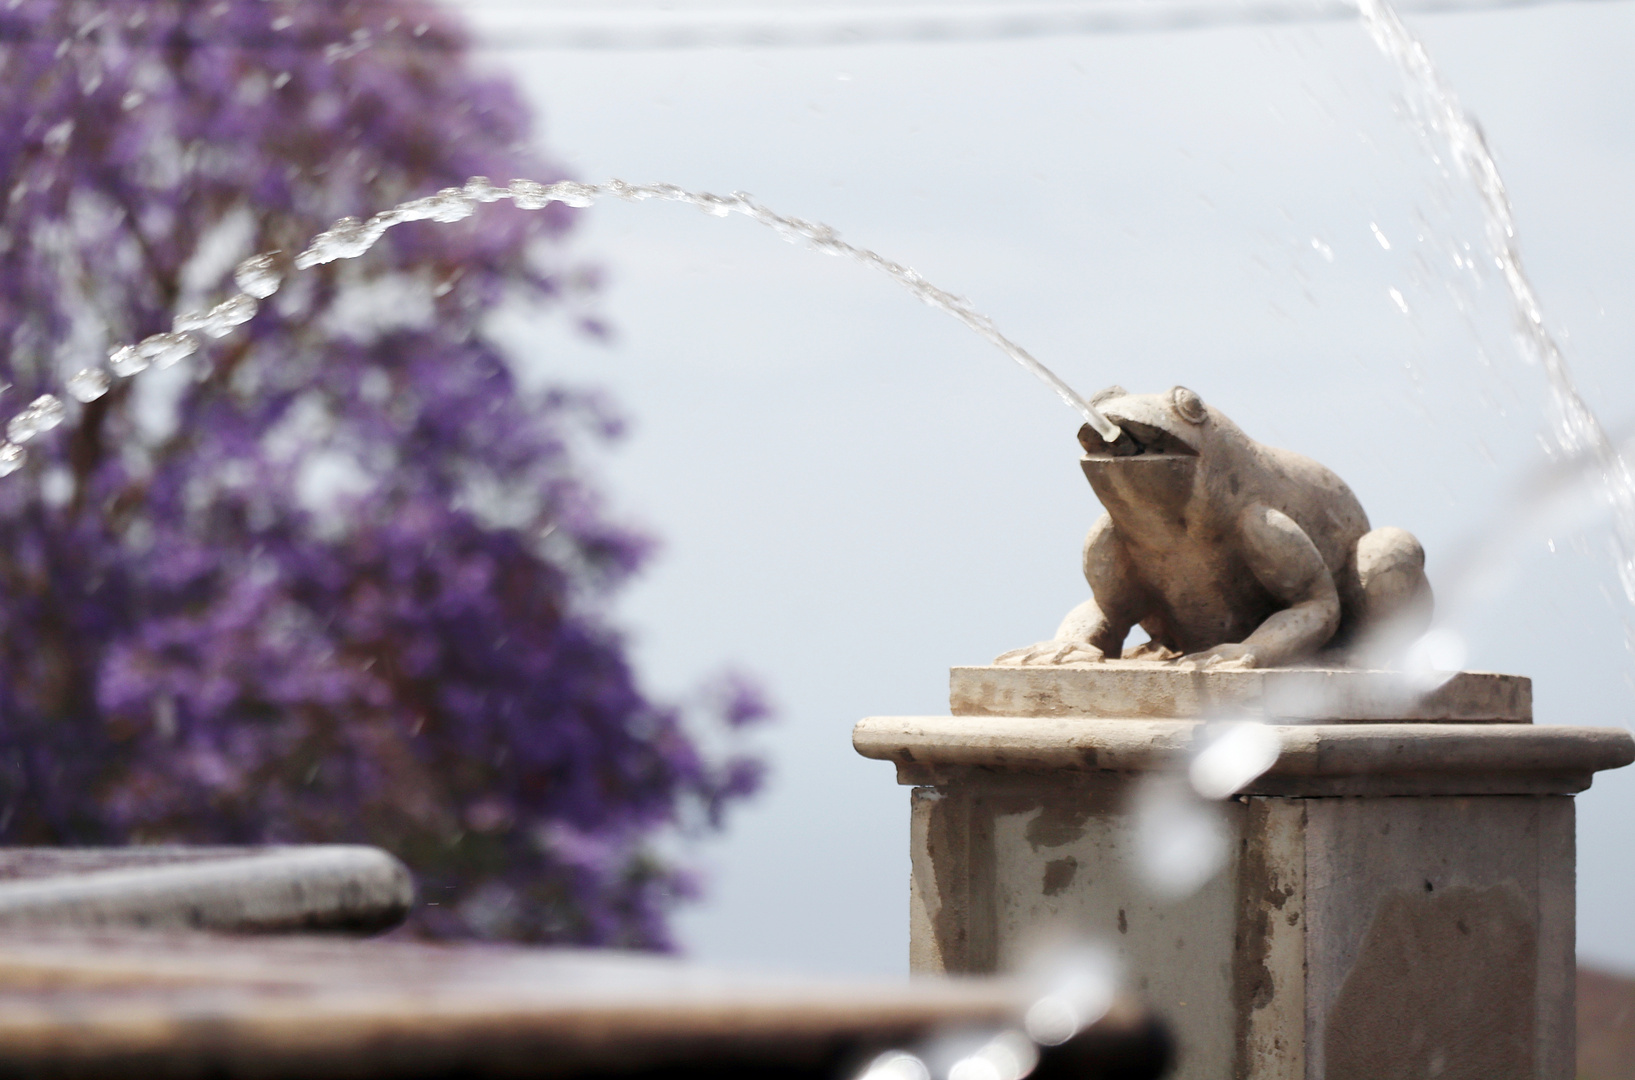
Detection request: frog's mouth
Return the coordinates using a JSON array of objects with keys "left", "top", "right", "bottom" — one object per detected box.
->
[{"left": 1078, "top": 418, "right": 1200, "bottom": 460}]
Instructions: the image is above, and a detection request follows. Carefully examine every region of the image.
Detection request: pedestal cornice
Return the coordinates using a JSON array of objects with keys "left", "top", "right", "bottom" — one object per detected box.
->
[{"left": 853, "top": 715, "right": 1635, "bottom": 797}]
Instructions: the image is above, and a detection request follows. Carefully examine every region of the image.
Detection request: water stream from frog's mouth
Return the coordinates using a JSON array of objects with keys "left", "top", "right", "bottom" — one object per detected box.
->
[
  {"left": 11, "top": 10, "right": 1617, "bottom": 538},
  {"left": 0, "top": 176, "right": 1121, "bottom": 478}
]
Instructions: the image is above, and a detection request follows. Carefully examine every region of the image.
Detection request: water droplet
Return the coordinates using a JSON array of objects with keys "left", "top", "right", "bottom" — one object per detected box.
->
[
  {"left": 1021, "top": 945, "right": 1118, "bottom": 1047},
  {"left": 1133, "top": 776, "right": 1228, "bottom": 898},
  {"left": 201, "top": 294, "right": 257, "bottom": 338},
  {"left": 552, "top": 181, "right": 597, "bottom": 208},
  {"left": 109, "top": 344, "right": 148, "bottom": 377},
  {"left": 463, "top": 176, "right": 505, "bottom": 204},
  {"left": 233, "top": 252, "right": 282, "bottom": 299},
  {"left": 508, "top": 179, "right": 549, "bottom": 210},
  {"left": 1402, "top": 627, "right": 1467, "bottom": 691},
  {"left": 66, "top": 368, "right": 110, "bottom": 402},
  {"left": 0, "top": 443, "right": 24, "bottom": 477},
  {"left": 136, "top": 331, "right": 199, "bottom": 367},
  {"left": 28, "top": 395, "right": 63, "bottom": 433},
  {"left": 295, "top": 216, "right": 380, "bottom": 269},
  {"left": 1370, "top": 222, "right": 1392, "bottom": 250},
  {"left": 42, "top": 119, "right": 73, "bottom": 153},
  {"left": 1388, "top": 287, "right": 1410, "bottom": 315},
  {"left": 1310, "top": 237, "right": 1335, "bottom": 262},
  {"left": 855, "top": 1052, "right": 930, "bottom": 1080},
  {"left": 6, "top": 411, "right": 38, "bottom": 444},
  {"left": 426, "top": 187, "right": 475, "bottom": 223},
  {"left": 1189, "top": 722, "right": 1282, "bottom": 800},
  {"left": 948, "top": 1031, "right": 1037, "bottom": 1080}
]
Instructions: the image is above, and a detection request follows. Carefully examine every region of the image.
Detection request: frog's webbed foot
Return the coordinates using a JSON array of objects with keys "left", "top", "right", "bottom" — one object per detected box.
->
[
  {"left": 1177, "top": 642, "right": 1258, "bottom": 671},
  {"left": 993, "top": 640, "right": 1106, "bottom": 666},
  {"left": 1122, "top": 640, "right": 1180, "bottom": 662}
]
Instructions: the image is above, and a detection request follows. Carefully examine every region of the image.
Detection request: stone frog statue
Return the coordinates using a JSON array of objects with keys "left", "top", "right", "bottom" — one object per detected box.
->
[{"left": 998, "top": 386, "right": 1432, "bottom": 670}]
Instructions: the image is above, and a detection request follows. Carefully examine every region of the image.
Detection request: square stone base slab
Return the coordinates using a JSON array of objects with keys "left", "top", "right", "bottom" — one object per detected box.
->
[{"left": 951, "top": 664, "right": 1531, "bottom": 723}]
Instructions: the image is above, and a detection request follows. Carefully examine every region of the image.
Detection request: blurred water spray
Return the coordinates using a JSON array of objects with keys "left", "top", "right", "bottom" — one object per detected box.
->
[
  {"left": 851, "top": 939, "right": 1117, "bottom": 1080},
  {"left": 1133, "top": 720, "right": 1284, "bottom": 899},
  {"left": 1358, "top": 0, "right": 1635, "bottom": 608},
  {"left": 1187, "top": 721, "right": 1282, "bottom": 800},
  {"left": 1132, "top": 776, "right": 1231, "bottom": 899},
  {"left": 857, "top": 1050, "right": 933, "bottom": 1080},
  {"left": 939, "top": 1030, "right": 1040, "bottom": 1080},
  {"left": 1400, "top": 627, "right": 1469, "bottom": 691},
  {"left": 1019, "top": 942, "right": 1119, "bottom": 1046}
]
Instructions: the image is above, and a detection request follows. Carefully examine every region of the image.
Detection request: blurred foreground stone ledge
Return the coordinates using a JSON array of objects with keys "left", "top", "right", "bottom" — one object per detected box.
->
[
  {"left": 0, "top": 929, "right": 1171, "bottom": 1080},
  {"left": 0, "top": 845, "right": 413, "bottom": 934}
]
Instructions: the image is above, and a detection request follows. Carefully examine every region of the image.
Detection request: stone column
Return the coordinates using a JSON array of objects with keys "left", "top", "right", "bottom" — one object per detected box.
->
[{"left": 853, "top": 665, "right": 1635, "bottom": 1080}]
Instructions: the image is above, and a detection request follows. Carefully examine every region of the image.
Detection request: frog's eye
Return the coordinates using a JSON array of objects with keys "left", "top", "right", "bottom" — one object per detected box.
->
[
  {"left": 1090, "top": 385, "right": 1125, "bottom": 406},
  {"left": 1172, "top": 386, "right": 1206, "bottom": 424}
]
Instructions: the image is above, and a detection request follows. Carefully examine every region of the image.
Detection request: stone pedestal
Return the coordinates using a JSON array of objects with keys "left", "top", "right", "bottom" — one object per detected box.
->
[{"left": 853, "top": 664, "right": 1635, "bottom": 1080}]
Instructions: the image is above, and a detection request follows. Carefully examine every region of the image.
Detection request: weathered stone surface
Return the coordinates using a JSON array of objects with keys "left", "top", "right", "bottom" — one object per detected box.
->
[
  {"left": 0, "top": 931, "right": 1171, "bottom": 1079},
  {"left": 910, "top": 777, "right": 1244, "bottom": 1073},
  {"left": 855, "top": 716, "right": 1634, "bottom": 796},
  {"left": 891, "top": 765, "right": 1585, "bottom": 1080},
  {"left": 951, "top": 663, "right": 1531, "bottom": 721},
  {"left": 1302, "top": 797, "right": 1573, "bottom": 1080},
  {"left": 994, "top": 388, "right": 1432, "bottom": 670},
  {"left": 861, "top": 662, "right": 1632, "bottom": 1079},
  {"left": 0, "top": 846, "right": 412, "bottom": 933}
]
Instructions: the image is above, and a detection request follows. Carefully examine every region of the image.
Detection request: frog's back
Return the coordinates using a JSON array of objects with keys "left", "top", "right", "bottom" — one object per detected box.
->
[{"left": 1251, "top": 443, "right": 1371, "bottom": 562}]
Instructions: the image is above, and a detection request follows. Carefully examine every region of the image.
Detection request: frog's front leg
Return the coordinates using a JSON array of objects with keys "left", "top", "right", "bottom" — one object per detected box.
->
[
  {"left": 995, "top": 515, "right": 1151, "bottom": 666},
  {"left": 1184, "top": 504, "right": 1341, "bottom": 670}
]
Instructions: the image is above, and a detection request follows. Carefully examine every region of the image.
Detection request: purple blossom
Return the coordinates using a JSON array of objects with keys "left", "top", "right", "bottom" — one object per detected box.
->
[{"left": 0, "top": 0, "right": 765, "bottom": 948}]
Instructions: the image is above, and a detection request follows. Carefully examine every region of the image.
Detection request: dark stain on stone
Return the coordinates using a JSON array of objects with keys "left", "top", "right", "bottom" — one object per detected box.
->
[
  {"left": 920, "top": 788, "right": 998, "bottom": 975},
  {"left": 1041, "top": 857, "right": 1078, "bottom": 897},
  {"left": 1117, "top": 908, "right": 1128, "bottom": 935},
  {"left": 1024, "top": 797, "right": 1093, "bottom": 851},
  {"left": 1325, "top": 883, "right": 1536, "bottom": 1080},
  {"left": 1231, "top": 799, "right": 1302, "bottom": 1080}
]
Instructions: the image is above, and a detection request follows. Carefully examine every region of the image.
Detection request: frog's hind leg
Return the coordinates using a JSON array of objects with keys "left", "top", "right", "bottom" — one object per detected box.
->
[{"left": 1353, "top": 526, "right": 1433, "bottom": 642}]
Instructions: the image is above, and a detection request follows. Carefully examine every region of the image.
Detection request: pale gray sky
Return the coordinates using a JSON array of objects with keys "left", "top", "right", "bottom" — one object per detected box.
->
[{"left": 469, "top": 0, "right": 1635, "bottom": 974}]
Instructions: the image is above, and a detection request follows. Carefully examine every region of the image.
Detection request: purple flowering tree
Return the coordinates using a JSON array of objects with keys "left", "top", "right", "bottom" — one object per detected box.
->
[{"left": 0, "top": 0, "right": 764, "bottom": 945}]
